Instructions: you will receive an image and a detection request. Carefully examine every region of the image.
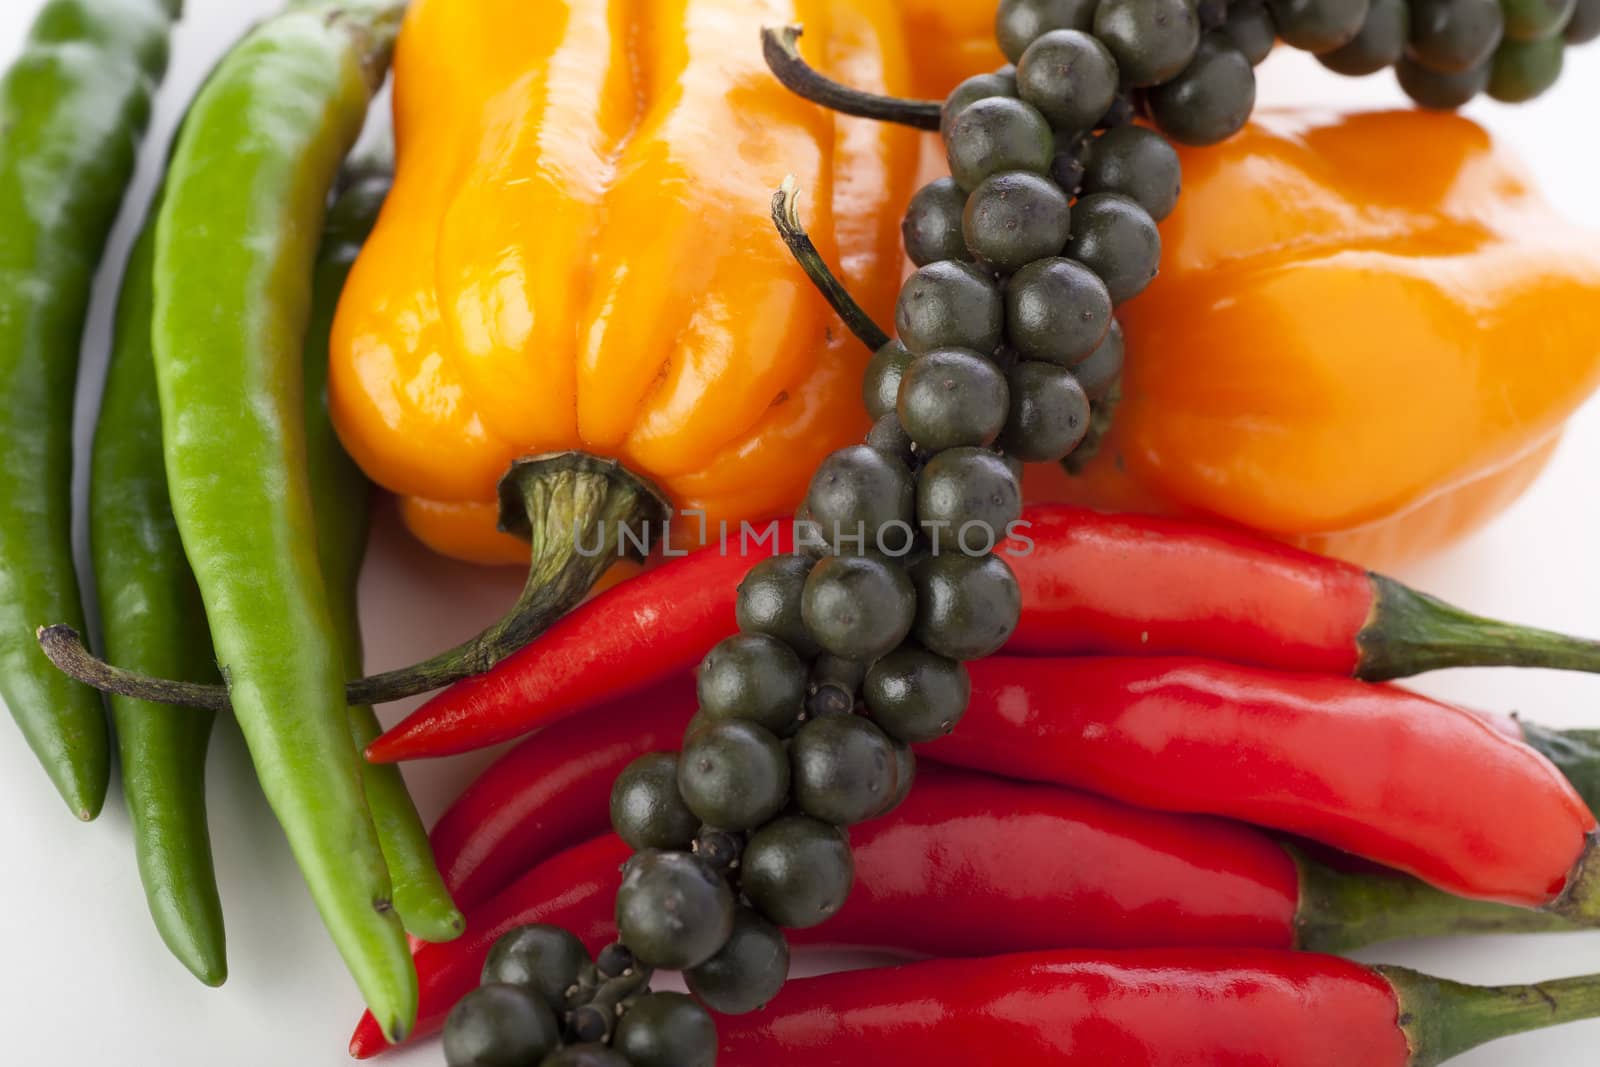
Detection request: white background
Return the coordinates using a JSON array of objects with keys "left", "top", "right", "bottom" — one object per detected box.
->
[{"left": 4, "top": 2, "right": 1600, "bottom": 1064}]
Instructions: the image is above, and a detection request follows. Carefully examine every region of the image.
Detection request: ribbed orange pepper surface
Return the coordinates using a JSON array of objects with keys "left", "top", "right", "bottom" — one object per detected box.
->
[
  {"left": 1026, "top": 110, "right": 1600, "bottom": 566},
  {"left": 331, "top": 0, "right": 917, "bottom": 564}
]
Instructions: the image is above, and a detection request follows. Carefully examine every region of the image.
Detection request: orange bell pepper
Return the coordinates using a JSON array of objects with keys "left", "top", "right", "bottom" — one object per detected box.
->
[
  {"left": 895, "top": 0, "right": 1001, "bottom": 97},
  {"left": 1024, "top": 109, "right": 1600, "bottom": 566},
  {"left": 331, "top": 0, "right": 918, "bottom": 564}
]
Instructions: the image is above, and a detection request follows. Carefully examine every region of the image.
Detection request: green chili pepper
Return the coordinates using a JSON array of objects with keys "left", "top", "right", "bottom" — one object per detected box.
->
[
  {"left": 91, "top": 207, "right": 227, "bottom": 988},
  {"left": 149, "top": 0, "right": 415, "bottom": 1038},
  {"left": 308, "top": 168, "right": 463, "bottom": 945},
  {"left": 0, "top": 0, "right": 179, "bottom": 820}
]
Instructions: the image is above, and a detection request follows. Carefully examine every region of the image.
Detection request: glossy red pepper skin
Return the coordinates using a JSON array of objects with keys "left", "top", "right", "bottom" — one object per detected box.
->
[
  {"left": 428, "top": 685, "right": 696, "bottom": 912},
  {"left": 350, "top": 768, "right": 1306, "bottom": 1056},
  {"left": 1005, "top": 506, "right": 1370, "bottom": 671},
  {"left": 716, "top": 949, "right": 1411, "bottom": 1066},
  {"left": 925, "top": 656, "right": 1597, "bottom": 907},
  {"left": 369, "top": 530, "right": 782, "bottom": 762},
  {"left": 795, "top": 766, "right": 1300, "bottom": 956},
  {"left": 370, "top": 504, "right": 1600, "bottom": 763},
  {"left": 421, "top": 666, "right": 1600, "bottom": 917}
]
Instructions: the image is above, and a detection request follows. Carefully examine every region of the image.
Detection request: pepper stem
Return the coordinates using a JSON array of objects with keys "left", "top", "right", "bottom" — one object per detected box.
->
[
  {"left": 772, "top": 178, "right": 890, "bottom": 352},
  {"left": 761, "top": 25, "right": 942, "bottom": 131},
  {"left": 1290, "top": 848, "right": 1575, "bottom": 954},
  {"left": 1551, "top": 832, "right": 1600, "bottom": 926},
  {"left": 38, "top": 452, "right": 671, "bottom": 710},
  {"left": 1381, "top": 964, "right": 1600, "bottom": 1066},
  {"left": 1358, "top": 574, "right": 1600, "bottom": 680}
]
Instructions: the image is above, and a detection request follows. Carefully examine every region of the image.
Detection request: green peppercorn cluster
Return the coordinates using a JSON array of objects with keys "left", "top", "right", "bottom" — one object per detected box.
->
[
  {"left": 437, "top": 1, "right": 1598, "bottom": 1065},
  {"left": 1293, "top": 0, "right": 1600, "bottom": 107}
]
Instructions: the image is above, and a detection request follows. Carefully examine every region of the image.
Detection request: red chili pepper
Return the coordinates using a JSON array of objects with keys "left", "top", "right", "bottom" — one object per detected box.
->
[
  {"left": 367, "top": 505, "right": 1600, "bottom": 763},
  {"left": 428, "top": 685, "right": 696, "bottom": 912},
  {"left": 717, "top": 949, "right": 1600, "bottom": 1066},
  {"left": 423, "top": 664, "right": 1600, "bottom": 914},
  {"left": 924, "top": 656, "right": 1600, "bottom": 912},
  {"left": 349, "top": 767, "right": 1571, "bottom": 1057}
]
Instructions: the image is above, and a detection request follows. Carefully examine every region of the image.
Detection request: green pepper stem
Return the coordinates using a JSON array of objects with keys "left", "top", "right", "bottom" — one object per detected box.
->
[
  {"left": 1291, "top": 848, "right": 1575, "bottom": 955},
  {"left": 39, "top": 452, "right": 671, "bottom": 711},
  {"left": 761, "top": 25, "right": 942, "bottom": 131},
  {"left": 1381, "top": 964, "right": 1600, "bottom": 1066},
  {"left": 1551, "top": 832, "right": 1600, "bottom": 925},
  {"left": 772, "top": 177, "right": 891, "bottom": 352},
  {"left": 1358, "top": 574, "right": 1600, "bottom": 680}
]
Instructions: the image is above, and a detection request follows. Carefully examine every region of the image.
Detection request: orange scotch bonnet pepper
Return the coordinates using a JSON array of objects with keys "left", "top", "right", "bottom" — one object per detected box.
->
[
  {"left": 331, "top": 0, "right": 918, "bottom": 566},
  {"left": 1025, "top": 109, "right": 1600, "bottom": 566}
]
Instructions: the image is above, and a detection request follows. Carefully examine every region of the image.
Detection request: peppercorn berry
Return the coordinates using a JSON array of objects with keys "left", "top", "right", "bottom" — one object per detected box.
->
[
  {"left": 895, "top": 260, "right": 1005, "bottom": 355},
  {"left": 1319, "top": 0, "right": 1410, "bottom": 74},
  {"left": 1005, "top": 256, "right": 1113, "bottom": 364},
  {"left": 1073, "top": 319, "right": 1125, "bottom": 402},
  {"left": 685, "top": 908, "right": 792, "bottom": 1014},
  {"left": 862, "top": 339, "right": 917, "bottom": 420},
  {"left": 611, "top": 753, "right": 701, "bottom": 852},
  {"left": 1408, "top": 0, "right": 1505, "bottom": 73},
  {"left": 1397, "top": 53, "right": 1493, "bottom": 105},
  {"left": 863, "top": 644, "right": 972, "bottom": 743},
  {"left": 1502, "top": 0, "right": 1578, "bottom": 41},
  {"left": 736, "top": 555, "right": 819, "bottom": 659},
  {"left": 1016, "top": 29, "right": 1120, "bottom": 131},
  {"left": 806, "top": 445, "right": 917, "bottom": 555},
  {"left": 444, "top": 984, "right": 561, "bottom": 1067},
  {"left": 1147, "top": 34, "right": 1258, "bottom": 146},
  {"left": 995, "top": 0, "right": 1098, "bottom": 61},
  {"left": 791, "top": 713, "right": 901, "bottom": 825},
  {"left": 944, "top": 96, "right": 1055, "bottom": 191},
  {"left": 740, "top": 815, "right": 855, "bottom": 928},
  {"left": 1570, "top": 0, "right": 1600, "bottom": 42},
  {"left": 939, "top": 70, "right": 1019, "bottom": 138},
  {"left": 911, "top": 552, "right": 1023, "bottom": 661},
  {"left": 801, "top": 554, "right": 917, "bottom": 660},
  {"left": 481, "top": 925, "right": 591, "bottom": 1013},
  {"left": 1270, "top": 0, "right": 1372, "bottom": 53},
  {"left": 1080, "top": 126, "right": 1183, "bottom": 222},
  {"left": 917, "top": 447, "right": 1022, "bottom": 536},
  {"left": 677, "top": 720, "right": 791, "bottom": 831},
  {"left": 611, "top": 992, "right": 717, "bottom": 1067},
  {"left": 697, "top": 633, "right": 807, "bottom": 732},
  {"left": 1225, "top": 0, "right": 1280, "bottom": 63},
  {"left": 1489, "top": 35, "right": 1565, "bottom": 100},
  {"left": 1093, "top": 0, "right": 1201, "bottom": 85},
  {"left": 897, "top": 347, "right": 1012, "bottom": 451},
  {"left": 963, "top": 170, "right": 1072, "bottom": 272},
  {"left": 997, "top": 360, "right": 1092, "bottom": 462},
  {"left": 615, "top": 850, "right": 735, "bottom": 970},
  {"left": 865, "top": 413, "right": 919, "bottom": 468},
  {"left": 1066, "top": 193, "right": 1162, "bottom": 305},
  {"left": 902, "top": 178, "right": 970, "bottom": 266}
]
